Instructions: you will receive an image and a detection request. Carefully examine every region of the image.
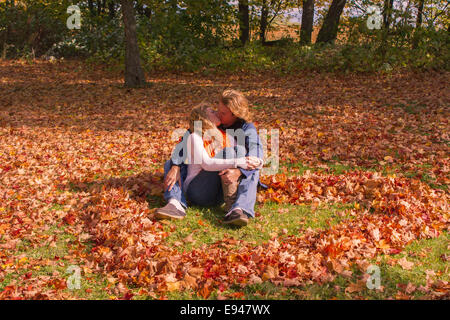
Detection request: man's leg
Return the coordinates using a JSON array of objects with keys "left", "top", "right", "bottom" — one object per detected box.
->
[
  {"left": 156, "top": 160, "right": 188, "bottom": 220},
  {"left": 230, "top": 169, "right": 259, "bottom": 218},
  {"left": 217, "top": 146, "right": 245, "bottom": 212},
  {"left": 223, "top": 169, "right": 259, "bottom": 226}
]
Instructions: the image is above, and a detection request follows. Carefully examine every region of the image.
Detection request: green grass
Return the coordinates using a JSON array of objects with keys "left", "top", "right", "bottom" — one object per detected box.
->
[
  {"left": 2, "top": 200, "right": 447, "bottom": 300},
  {"left": 282, "top": 160, "right": 448, "bottom": 191},
  {"left": 161, "top": 202, "right": 356, "bottom": 253},
  {"left": 0, "top": 223, "right": 110, "bottom": 299}
]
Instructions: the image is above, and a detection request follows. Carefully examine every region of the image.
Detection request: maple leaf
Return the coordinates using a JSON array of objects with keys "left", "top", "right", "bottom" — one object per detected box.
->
[
  {"left": 345, "top": 281, "right": 365, "bottom": 294},
  {"left": 397, "top": 257, "right": 414, "bottom": 270}
]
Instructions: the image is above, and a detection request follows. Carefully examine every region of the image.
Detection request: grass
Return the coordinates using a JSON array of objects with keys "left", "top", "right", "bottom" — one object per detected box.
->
[
  {"left": 282, "top": 160, "right": 448, "bottom": 191},
  {"left": 0, "top": 220, "right": 111, "bottom": 299},
  {"left": 161, "top": 202, "right": 356, "bottom": 253}
]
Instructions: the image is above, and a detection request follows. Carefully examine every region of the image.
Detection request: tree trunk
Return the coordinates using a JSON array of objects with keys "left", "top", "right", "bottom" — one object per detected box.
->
[
  {"left": 316, "top": 0, "right": 347, "bottom": 43},
  {"left": 416, "top": 0, "right": 424, "bottom": 27},
  {"left": 238, "top": 0, "right": 250, "bottom": 45},
  {"left": 260, "top": 0, "right": 268, "bottom": 44},
  {"left": 97, "top": 0, "right": 104, "bottom": 15},
  {"left": 108, "top": 0, "right": 115, "bottom": 19},
  {"left": 88, "top": 0, "right": 95, "bottom": 15},
  {"left": 412, "top": 0, "right": 425, "bottom": 49},
  {"left": 383, "top": 0, "right": 394, "bottom": 30},
  {"left": 299, "top": 0, "right": 315, "bottom": 45},
  {"left": 121, "top": 0, "right": 146, "bottom": 87}
]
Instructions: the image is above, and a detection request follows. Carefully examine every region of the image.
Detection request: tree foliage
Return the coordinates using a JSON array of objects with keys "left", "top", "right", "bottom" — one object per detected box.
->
[{"left": 0, "top": 0, "right": 448, "bottom": 71}]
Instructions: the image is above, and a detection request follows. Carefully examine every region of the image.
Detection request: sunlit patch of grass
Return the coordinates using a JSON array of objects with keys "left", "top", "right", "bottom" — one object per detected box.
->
[
  {"left": 0, "top": 223, "right": 111, "bottom": 299},
  {"left": 161, "top": 202, "right": 355, "bottom": 253}
]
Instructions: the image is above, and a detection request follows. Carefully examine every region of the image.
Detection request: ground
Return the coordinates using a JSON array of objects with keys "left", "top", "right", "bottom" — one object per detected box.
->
[{"left": 0, "top": 59, "right": 448, "bottom": 300}]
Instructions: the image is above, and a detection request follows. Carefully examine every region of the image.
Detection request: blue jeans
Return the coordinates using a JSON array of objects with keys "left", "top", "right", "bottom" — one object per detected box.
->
[
  {"left": 163, "top": 160, "right": 188, "bottom": 208},
  {"left": 163, "top": 147, "right": 259, "bottom": 218},
  {"left": 163, "top": 160, "right": 224, "bottom": 208},
  {"left": 229, "top": 169, "right": 259, "bottom": 218}
]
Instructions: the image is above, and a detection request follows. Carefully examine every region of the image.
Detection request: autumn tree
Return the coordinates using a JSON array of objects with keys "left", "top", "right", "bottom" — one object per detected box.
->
[
  {"left": 254, "top": 0, "right": 296, "bottom": 44},
  {"left": 316, "top": 0, "right": 347, "bottom": 43},
  {"left": 416, "top": 0, "right": 425, "bottom": 27},
  {"left": 120, "top": 0, "right": 146, "bottom": 87},
  {"left": 383, "top": 0, "right": 394, "bottom": 29},
  {"left": 299, "top": 0, "right": 315, "bottom": 45},
  {"left": 238, "top": 0, "right": 250, "bottom": 45}
]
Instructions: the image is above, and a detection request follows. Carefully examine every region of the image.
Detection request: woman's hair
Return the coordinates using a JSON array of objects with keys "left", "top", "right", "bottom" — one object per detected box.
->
[
  {"left": 189, "top": 103, "right": 224, "bottom": 152},
  {"left": 220, "top": 89, "right": 252, "bottom": 123}
]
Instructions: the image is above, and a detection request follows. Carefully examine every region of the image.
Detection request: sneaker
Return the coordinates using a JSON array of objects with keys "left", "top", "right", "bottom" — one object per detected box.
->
[
  {"left": 223, "top": 209, "right": 248, "bottom": 226},
  {"left": 155, "top": 203, "right": 186, "bottom": 220}
]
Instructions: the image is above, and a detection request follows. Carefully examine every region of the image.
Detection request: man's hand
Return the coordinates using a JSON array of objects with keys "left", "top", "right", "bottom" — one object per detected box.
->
[
  {"left": 164, "top": 165, "right": 181, "bottom": 191},
  {"left": 245, "top": 156, "right": 262, "bottom": 170},
  {"left": 219, "top": 168, "right": 242, "bottom": 185}
]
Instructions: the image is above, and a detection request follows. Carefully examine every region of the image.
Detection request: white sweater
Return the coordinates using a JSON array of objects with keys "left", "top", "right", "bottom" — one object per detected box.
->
[{"left": 183, "top": 132, "right": 247, "bottom": 193}]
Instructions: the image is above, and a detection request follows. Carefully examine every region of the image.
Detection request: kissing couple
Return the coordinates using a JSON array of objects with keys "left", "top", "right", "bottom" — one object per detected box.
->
[{"left": 156, "top": 89, "right": 266, "bottom": 227}]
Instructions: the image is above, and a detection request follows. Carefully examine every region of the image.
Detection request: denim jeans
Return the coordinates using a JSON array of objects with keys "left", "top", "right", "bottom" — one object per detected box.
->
[{"left": 163, "top": 146, "right": 259, "bottom": 218}]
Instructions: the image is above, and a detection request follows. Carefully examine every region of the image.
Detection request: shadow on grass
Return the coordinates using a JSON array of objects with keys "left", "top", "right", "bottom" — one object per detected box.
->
[
  {"left": 188, "top": 204, "right": 248, "bottom": 230},
  {"left": 59, "top": 170, "right": 165, "bottom": 208}
]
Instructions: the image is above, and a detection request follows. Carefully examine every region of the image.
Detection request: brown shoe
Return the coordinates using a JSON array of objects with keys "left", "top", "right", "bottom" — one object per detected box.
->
[
  {"left": 223, "top": 209, "right": 248, "bottom": 226},
  {"left": 155, "top": 203, "right": 186, "bottom": 220}
]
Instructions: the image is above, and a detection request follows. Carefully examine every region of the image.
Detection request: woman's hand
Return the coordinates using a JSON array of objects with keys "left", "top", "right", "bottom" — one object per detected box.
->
[
  {"left": 164, "top": 165, "right": 181, "bottom": 191},
  {"left": 245, "top": 156, "right": 262, "bottom": 170}
]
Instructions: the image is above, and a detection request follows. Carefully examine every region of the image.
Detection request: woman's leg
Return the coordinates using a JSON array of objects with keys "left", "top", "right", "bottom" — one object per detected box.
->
[
  {"left": 186, "top": 170, "right": 223, "bottom": 207},
  {"left": 162, "top": 160, "right": 187, "bottom": 208}
]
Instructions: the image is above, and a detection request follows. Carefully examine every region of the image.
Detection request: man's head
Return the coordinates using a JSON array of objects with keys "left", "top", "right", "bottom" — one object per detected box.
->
[{"left": 218, "top": 89, "right": 252, "bottom": 128}]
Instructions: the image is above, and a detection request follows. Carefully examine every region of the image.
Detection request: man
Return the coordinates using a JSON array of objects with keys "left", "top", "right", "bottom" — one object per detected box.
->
[{"left": 156, "top": 89, "right": 264, "bottom": 227}]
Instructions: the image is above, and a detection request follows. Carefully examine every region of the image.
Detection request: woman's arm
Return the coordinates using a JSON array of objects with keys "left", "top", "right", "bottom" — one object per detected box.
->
[{"left": 188, "top": 133, "right": 248, "bottom": 171}]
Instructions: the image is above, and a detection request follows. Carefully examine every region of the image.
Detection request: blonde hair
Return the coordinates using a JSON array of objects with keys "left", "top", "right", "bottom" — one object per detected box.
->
[
  {"left": 189, "top": 103, "right": 224, "bottom": 151},
  {"left": 220, "top": 89, "right": 252, "bottom": 123}
]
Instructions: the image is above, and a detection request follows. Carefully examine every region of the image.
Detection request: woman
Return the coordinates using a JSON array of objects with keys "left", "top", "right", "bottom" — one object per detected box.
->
[{"left": 156, "top": 103, "right": 262, "bottom": 220}]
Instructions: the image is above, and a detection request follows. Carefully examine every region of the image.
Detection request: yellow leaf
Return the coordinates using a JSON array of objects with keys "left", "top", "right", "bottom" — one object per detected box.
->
[
  {"left": 384, "top": 156, "right": 393, "bottom": 162},
  {"left": 166, "top": 281, "right": 181, "bottom": 292},
  {"left": 377, "top": 239, "right": 390, "bottom": 250},
  {"left": 19, "top": 257, "right": 28, "bottom": 264}
]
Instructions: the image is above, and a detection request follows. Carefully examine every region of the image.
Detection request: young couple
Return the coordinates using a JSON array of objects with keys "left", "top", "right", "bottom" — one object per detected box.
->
[{"left": 155, "top": 89, "right": 265, "bottom": 227}]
